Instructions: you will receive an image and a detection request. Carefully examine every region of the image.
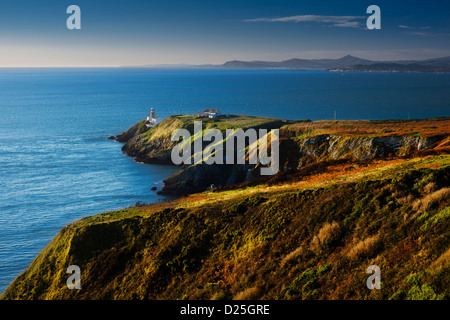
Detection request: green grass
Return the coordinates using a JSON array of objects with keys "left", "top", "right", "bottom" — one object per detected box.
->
[
  {"left": 142, "top": 114, "right": 282, "bottom": 139},
  {"left": 420, "top": 207, "right": 450, "bottom": 231}
]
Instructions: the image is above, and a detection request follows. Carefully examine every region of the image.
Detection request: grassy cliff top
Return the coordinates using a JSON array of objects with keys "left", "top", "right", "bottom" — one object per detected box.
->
[
  {"left": 124, "top": 115, "right": 450, "bottom": 144},
  {"left": 141, "top": 114, "right": 286, "bottom": 140},
  {"left": 281, "top": 117, "right": 450, "bottom": 138}
]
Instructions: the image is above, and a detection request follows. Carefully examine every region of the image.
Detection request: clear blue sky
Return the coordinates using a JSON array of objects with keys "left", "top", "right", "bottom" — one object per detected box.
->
[{"left": 0, "top": 0, "right": 449, "bottom": 66}]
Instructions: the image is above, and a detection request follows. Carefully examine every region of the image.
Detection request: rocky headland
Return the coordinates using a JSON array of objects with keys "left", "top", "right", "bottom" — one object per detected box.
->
[{"left": 117, "top": 115, "right": 450, "bottom": 195}]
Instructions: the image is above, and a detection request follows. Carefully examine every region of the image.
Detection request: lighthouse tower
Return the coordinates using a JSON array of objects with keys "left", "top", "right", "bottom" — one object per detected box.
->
[{"left": 146, "top": 108, "right": 157, "bottom": 127}]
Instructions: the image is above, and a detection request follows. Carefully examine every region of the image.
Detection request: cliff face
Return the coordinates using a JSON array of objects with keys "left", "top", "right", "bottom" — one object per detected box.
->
[
  {"left": 296, "top": 134, "right": 441, "bottom": 162},
  {"left": 117, "top": 116, "right": 448, "bottom": 196},
  {"left": 120, "top": 116, "right": 186, "bottom": 164},
  {"left": 121, "top": 133, "right": 177, "bottom": 164},
  {"left": 160, "top": 134, "right": 444, "bottom": 195},
  {"left": 161, "top": 163, "right": 255, "bottom": 195}
]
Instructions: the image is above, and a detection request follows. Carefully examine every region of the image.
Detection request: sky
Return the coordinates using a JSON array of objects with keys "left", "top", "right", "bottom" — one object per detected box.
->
[{"left": 0, "top": 0, "right": 449, "bottom": 67}]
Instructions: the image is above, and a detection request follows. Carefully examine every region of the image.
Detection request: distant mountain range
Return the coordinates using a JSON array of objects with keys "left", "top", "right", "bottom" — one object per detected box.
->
[
  {"left": 128, "top": 55, "right": 450, "bottom": 73},
  {"left": 221, "top": 55, "right": 374, "bottom": 69},
  {"left": 219, "top": 55, "right": 450, "bottom": 73}
]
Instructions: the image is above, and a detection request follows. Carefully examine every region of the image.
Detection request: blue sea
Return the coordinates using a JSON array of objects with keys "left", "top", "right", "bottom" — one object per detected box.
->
[{"left": 0, "top": 68, "right": 449, "bottom": 294}]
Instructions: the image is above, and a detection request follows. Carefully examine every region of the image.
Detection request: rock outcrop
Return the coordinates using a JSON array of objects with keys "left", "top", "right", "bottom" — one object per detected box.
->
[{"left": 296, "top": 135, "right": 441, "bottom": 162}]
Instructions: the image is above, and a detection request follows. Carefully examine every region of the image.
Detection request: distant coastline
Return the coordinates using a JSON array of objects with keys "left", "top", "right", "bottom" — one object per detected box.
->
[{"left": 123, "top": 55, "right": 450, "bottom": 74}]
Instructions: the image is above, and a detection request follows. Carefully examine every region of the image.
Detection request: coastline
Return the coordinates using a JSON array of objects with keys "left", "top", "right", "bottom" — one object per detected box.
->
[{"left": 1, "top": 115, "right": 449, "bottom": 299}]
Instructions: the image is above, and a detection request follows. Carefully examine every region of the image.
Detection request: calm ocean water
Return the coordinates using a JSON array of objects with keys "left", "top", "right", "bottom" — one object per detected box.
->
[{"left": 0, "top": 68, "right": 449, "bottom": 293}]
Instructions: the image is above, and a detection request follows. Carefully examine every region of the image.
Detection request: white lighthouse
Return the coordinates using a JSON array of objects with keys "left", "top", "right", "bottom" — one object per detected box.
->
[{"left": 146, "top": 107, "right": 157, "bottom": 127}]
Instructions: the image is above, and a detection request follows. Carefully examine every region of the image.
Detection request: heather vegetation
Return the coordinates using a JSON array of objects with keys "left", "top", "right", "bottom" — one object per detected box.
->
[
  {"left": 281, "top": 117, "right": 450, "bottom": 138},
  {"left": 2, "top": 154, "right": 448, "bottom": 300}
]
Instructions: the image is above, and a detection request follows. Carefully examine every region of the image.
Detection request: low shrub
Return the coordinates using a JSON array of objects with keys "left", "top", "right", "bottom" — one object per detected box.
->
[
  {"left": 233, "top": 287, "right": 259, "bottom": 300},
  {"left": 347, "top": 234, "right": 382, "bottom": 260},
  {"left": 311, "top": 221, "right": 342, "bottom": 253}
]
